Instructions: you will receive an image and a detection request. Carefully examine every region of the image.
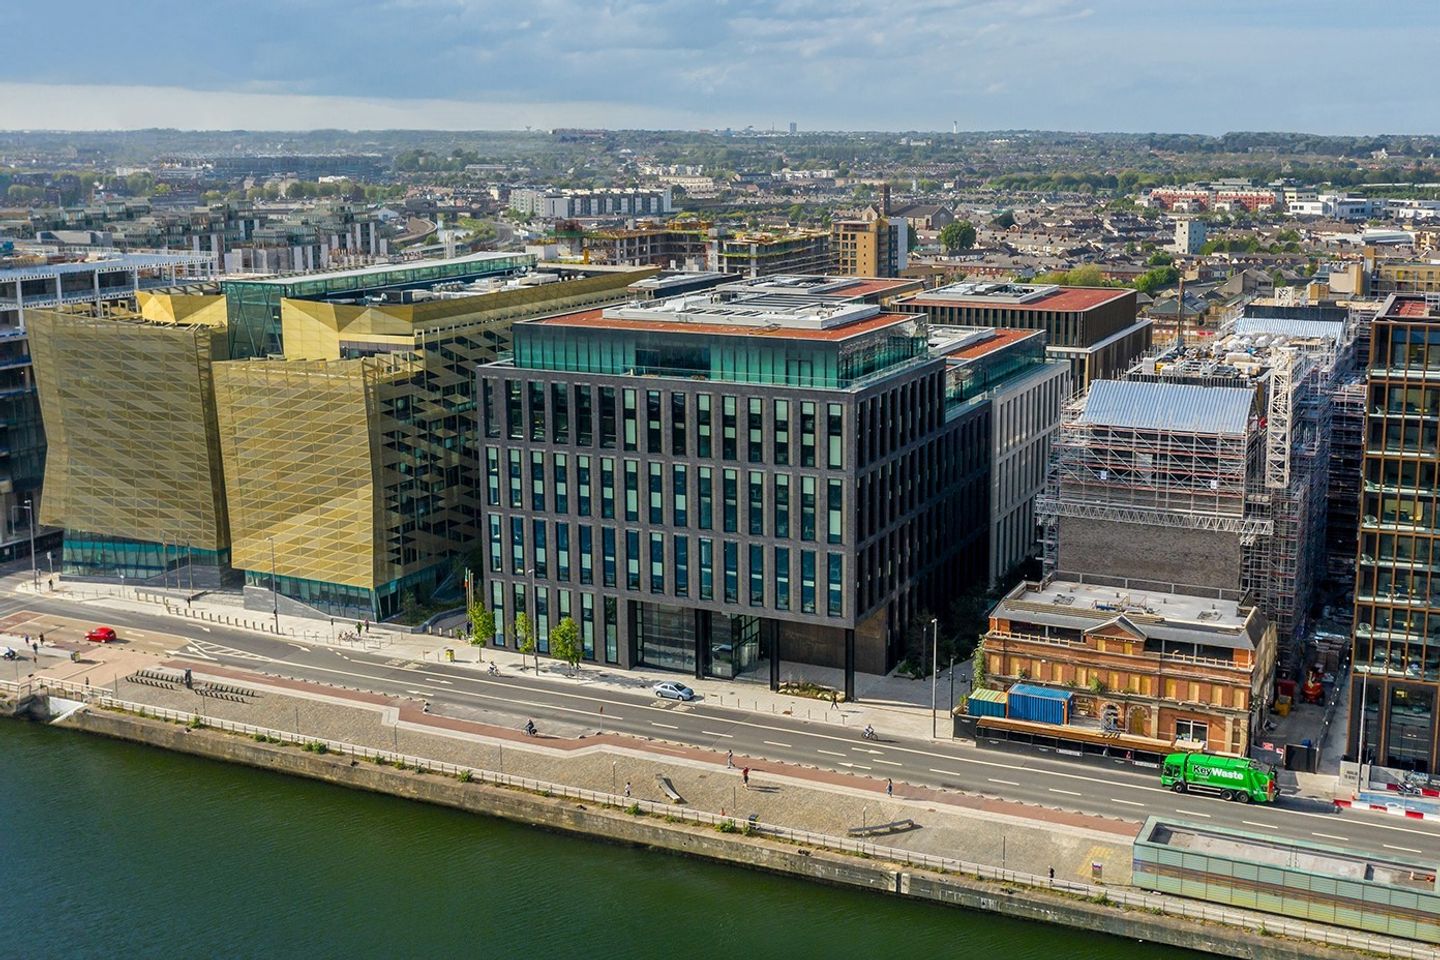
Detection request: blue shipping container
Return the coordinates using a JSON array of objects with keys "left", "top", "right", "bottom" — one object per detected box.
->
[
  {"left": 966, "top": 688, "right": 1007, "bottom": 719},
  {"left": 1005, "top": 683, "right": 1072, "bottom": 725}
]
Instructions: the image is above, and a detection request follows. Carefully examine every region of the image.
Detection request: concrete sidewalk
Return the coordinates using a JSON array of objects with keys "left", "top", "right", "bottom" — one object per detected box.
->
[{"left": 10, "top": 573, "right": 966, "bottom": 742}]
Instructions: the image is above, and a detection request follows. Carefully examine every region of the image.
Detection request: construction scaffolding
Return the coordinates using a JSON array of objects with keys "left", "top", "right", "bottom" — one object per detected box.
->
[{"left": 1041, "top": 308, "right": 1358, "bottom": 676}]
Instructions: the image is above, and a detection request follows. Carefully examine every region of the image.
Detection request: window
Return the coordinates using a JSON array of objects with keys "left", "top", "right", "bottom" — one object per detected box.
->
[
  {"left": 507, "top": 450, "right": 523, "bottom": 508},
  {"left": 577, "top": 455, "right": 592, "bottom": 516},
  {"left": 529, "top": 382, "right": 546, "bottom": 442},
  {"left": 774, "top": 474, "right": 790, "bottom": 538},
  {"left": 673, "top": 465, "right": 688, "bottom": 527},
  {"left": 650, "top": 533, "right": 665, "bottom": 593},
  {"left": 722, "top": 469, "right": 738, "bottom": 533},
  {"left": 1175, "top": 718, "right": 1208, "bottom": 745},
  {"left": 483, "top": 378, "right": 499, "bottom": 439},
  {"left": 553, "top": 382, "right": 569, "bottom": 444},
  {"left": 490, "top": 580, "right": 506, "bottom": 645},
  {"left": 748, "top": 471, "right": 765, "bottom": 536},
  {"left": 626, "top": 530, "right": 641, "bottom": 590},
  {"left": 749, "top": 544, "right": 764, "bottom": 606},
  {"left": 800, "top": 401, "right": 816, "bottom": 467},
  {"left": 826, "top": 403, "right": 844, "bottom": 469},
  {"left": 748, "top": 397, "right": 764, "bottom": 463},
  {"left": 580, "top": 592, "right": 595, "bottom": 659},
  {"left": 485, "top": 447, "right": 500, "bottom": 505},
  {"left": 530, "top": 451, "right": 546, "bottom": 511},
  {"left": 556, "top": 523, "right": 571, "bottom": 581},
  {"left": 602, "top": 528, "right": 617, "bottom": 587},
  {"left": 697, "top": 394, "right": 713, "bottom": 458},
  {"left": 724, "top": 541, "right": 739, "bottom": 603},
  {"left": 488, "top": 514, "right": 502, "bottom": 572},
  {"left": 599, "top": 386, "right": 617, "bottom": 449},
  {"left": 532, "top": 520, "right": 548, "bottom": 578},
  {"left": 671, "top": 392, "right": 687, "bottom": 455},
  {"left": 535, "top": 586, "right": 549, "bottom": 653},
  {"left": 506, "top": 380, "right": 523, "bottom": 440},
  {"left": 675, "top": 535, "right": 690, "bottom": 597},
  {"left": 774, "top": 400, "right": 790, "bottom": 465},
  {"left": 624, "top": 460, "right": 640, "bottom": 523},
  {"left": 775, "top": 547, "right": 791, "bottom": 611},
  {"left": 827, "top": 479, "right": 843, "bottom": 544},
  {"left": 698, "top": 467, "right": 713, "bottom": 529},
  {"left": 510, "top": 517, "right": 525, "bottom": 574},
  {"left": 646, "top": 390, "right": 663, "bottom": 454},
  {"left": 699, "top": 538, "right": 714, "bottom": 600},
  {"left": 801, "top": 476, "right": 816, "bottom": 541},
  {"left": 622, "top": 388, "right": 638, "bottom": 451},
  {"left": 800, "top": 550, "right": 816, "bottom": 614},
  {"left": 579, "top": 525, "right": 594, "bottom": 585},
  {"left": 575, "top": 385, "right": 593, "bottom": 446},
  {"left": 722, "top": 395, "right": 738, "bottom": 460},
  {"left": 554, "top": 454, "right": 569, "bottom": 514},
  {"left": 648, "top": 462, "right": 664, "bottom": 524},
  {"left": 604, "top": 597, "right": 618, "bottom": 663},
  {"left": 826, "top": 553, "right": 843, "bottom": 616},
  {"left": 600, "top": 458, "right": 616, "bottom": 520}
]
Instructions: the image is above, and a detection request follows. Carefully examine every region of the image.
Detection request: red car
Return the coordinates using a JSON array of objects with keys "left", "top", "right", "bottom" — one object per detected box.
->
[{"left": 85, "top": 626, "right": 117, "bottom": 643}]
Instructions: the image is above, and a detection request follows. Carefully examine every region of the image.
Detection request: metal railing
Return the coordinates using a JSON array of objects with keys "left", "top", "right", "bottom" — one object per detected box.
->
[{"left": 5, "top": 681, "right": 1433, "bottom": 959}]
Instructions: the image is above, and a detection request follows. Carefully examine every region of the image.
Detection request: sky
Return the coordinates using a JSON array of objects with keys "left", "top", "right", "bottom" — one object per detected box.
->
[{"left": 0, "top": 0, "right": 1435, "bottom": 134}]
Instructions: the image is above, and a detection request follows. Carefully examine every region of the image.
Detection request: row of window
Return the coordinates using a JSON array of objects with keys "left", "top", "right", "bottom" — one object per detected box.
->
[
  {"left": 487, "top": 579, "right": 619, "bottom": 664},
  {"left": 486, "top": 514, "right": 845, "bottom": 617},
  {"left": 485, "top": 448, "right": 845, "bottom": 544},
  {"left": 485, "top": 380, "right": 846, "bottom": 469}
]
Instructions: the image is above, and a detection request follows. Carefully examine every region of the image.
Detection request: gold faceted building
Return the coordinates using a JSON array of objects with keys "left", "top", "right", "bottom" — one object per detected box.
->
[{"left": 28, "top": 295, "right": 233, "bottom": 583}]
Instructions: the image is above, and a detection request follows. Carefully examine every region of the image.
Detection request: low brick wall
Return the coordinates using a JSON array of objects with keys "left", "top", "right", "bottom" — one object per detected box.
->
[{"left": 56, "top": 708, "right": 1377, "bottom": 960}]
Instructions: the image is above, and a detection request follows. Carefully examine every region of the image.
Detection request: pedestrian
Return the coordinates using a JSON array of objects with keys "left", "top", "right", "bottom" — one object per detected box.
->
[
  {"left": 624, "top": 780, "right": 631, "bottom": 798},
  {"left": 742, "top": 767, "right": 750, "bottom": 788},
  {"left": 886, "top": 778, "right": 893, "bottom": 797},
  {"left": 1048, "top": 867, "right": 1055, "bottom": 883},
  {"left": 830, "top": 690, "right": 838, "bottom": 710},
  {"left": 364, "top": 618, "right": 370, "bottom": 633},
  {"left": 38, "top": 632, "right": 44, "bottom": 646},
  {"left": 48, "top": 577, "right": 54, "bottom": 592},
  {"left": 726, "top": 749, "right": 734, "bottom": 769}
]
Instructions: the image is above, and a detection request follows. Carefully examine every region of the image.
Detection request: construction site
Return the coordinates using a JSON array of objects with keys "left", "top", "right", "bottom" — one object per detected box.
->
[{"left": 1040, "top": 303, "right": 1375, "bottom": 679}]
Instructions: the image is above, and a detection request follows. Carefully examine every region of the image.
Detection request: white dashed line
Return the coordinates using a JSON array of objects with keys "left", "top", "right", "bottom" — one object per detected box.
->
[
  {"left": 818, "top": 749, "right": 847, "bottom": 757},
  {"left": 763, "top": 740, "right": 791, "bottom": 748},
  {"left": 1312, "top": 832, "right": 1349, "bottom": 842},
  {"left": 1049, "top": 788, "right": 1083, "bottom": 797},
  {"left": 651, "top": 722, "right": 678, "bottom": 729},
  {"left": 1385, "top": 844, "right": 1423, "bottom": 854},
  {"left": 702, "top": 730, "right": 734, "bottom": 738},
  {"left": 1177, "top": 810, "right": 1212, "bottom": 818},
  {"left": 988, "top": 778, "right": 1021, "bottom": 787},
  {"left": 930, "top": 768, "right": 967, "bottom": 778},
  {"left": 1111, "top": 798, "right": 1145, "bottom": 807},
  {"left": 874, "top": 759, "right": 902, "bottom": 767},
  {"left": 1241, "top": 820, "right": 1274, "bottom": 831}
]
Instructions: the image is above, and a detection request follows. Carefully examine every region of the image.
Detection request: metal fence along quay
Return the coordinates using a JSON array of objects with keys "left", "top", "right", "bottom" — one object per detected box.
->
[{"left": 5, "top": 677, "right": 1438, "bottom": 960}]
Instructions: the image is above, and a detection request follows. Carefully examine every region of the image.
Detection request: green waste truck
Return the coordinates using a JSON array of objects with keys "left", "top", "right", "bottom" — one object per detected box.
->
[{"left": 1160, "top": 752, "right": 1277, "bottom": 804}]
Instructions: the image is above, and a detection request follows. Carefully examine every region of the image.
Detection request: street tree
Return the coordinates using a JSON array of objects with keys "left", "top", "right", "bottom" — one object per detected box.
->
[
  {"left": 467, "top": 600, "right": 495, "bottom": 655},
  {"left": 939, "top": 220, "right": 977, "bottom": 254},
  {"left": 550, "top": 616, "right": 582, "bottom": 676},
  {"left": 514, "top": 613, "right": 539, "bottom": 673}
]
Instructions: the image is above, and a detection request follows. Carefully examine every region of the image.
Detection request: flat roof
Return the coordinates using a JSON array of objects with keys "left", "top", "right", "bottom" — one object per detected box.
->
[
  {"left": 531, "top": 306, "right": 915, "bottom": 342},
  {"left": 0, "top": 252, "right": 213, "bottom": 280},
  {"left": 1080, "top": 380, "right": 1255, "bottom": 435},
  {"left": 1384, "top": 293, "right": 1438, "bottom": 320},
  {"left": 237, "top": 251, "right": 526, "bottom": 287},
  {"left": 906, "top": 283, "right": 1132, "bottom": 312},
  {"left": 938, "top": 326, "right": 1041, "bottom": 361}
]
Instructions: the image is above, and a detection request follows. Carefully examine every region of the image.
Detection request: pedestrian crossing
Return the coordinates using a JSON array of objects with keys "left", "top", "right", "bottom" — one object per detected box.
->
[{"left": 185, "top": 639, "right": 276, "bottom": 663}]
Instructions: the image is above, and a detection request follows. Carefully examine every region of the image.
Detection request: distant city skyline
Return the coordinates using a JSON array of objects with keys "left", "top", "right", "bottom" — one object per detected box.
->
[{"left": 1, "top": 0, "right": 1437, "bottom": 134}]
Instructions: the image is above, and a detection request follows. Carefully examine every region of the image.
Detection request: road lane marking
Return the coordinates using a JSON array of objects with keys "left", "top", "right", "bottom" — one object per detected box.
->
[
  {"left": 406, "top": 689, "right": 424, "bottom": 695},
  {"left": 874, "top": 759, "right": 902, "bottom": 767},
  {"left": 988, "top": 778, "right": 1021, "bottom": 786},
  {"left": 818, "top": 749, "right": 847, "bottom": 757},
  {"left": 651, "top": 722, "right": 678, "bottom": 729},
  {"left": 1385, "top": 844, "right": 1423, "bottom": 854},
  {"left": 702, "top": 730, "right": 734, "bottom": 738},
  {"left": 1177, "top": 810, "right": 1212, "bottom": 818},
  {"left": 930, "top": 768, "right": 967, "bottom": 778},
  {"left": 1111, "top": 798, "right": 1145, "bottom": 807},
  {"left": 763, "top": 740, "right": 791, "bottom": 748},
  {"left": 852, "top": 748, "right": 883, "bottom": 755},
  {"left": 841, "top": 763, "right": 872, "bottom": 771},
  {"left": 1242, "top": 821, "right": 1275, "bottom": 831},
  {"left": 1312, "top": 832, "right": 1350, "bottom": 842},
  {"left": 1049, "top": 788, "right": 1083, "bottom": 796}
]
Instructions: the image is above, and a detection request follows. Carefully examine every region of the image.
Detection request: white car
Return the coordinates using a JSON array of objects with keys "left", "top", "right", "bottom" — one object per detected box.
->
[{"left": 652, "top": 681, "right": 696, "bottom": 701}]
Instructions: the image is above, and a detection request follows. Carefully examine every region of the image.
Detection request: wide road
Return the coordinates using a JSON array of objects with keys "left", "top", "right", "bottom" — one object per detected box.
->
[{"left": 8, "top": 587, "right": 1439, "bottom": 861}]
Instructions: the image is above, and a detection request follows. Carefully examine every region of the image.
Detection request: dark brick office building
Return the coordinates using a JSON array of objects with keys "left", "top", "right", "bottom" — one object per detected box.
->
[{"left": 476, "top": 289, "right": 1001, "bottom": 697}]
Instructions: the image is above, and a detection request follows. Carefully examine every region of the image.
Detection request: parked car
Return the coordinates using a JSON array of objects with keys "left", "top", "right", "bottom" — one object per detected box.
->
[
  {"left": 652, "top": 681, "right": 696, "bottom": 701},
  {"left": 85, "top": 626, "right": 117, "bottom": 643}
]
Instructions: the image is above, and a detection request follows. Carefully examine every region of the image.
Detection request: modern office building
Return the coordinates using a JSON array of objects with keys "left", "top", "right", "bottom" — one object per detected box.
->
[
  {"left": 831, "top": 216, "right": 902, "bottom": 278},
  {"left": 219, "top": 250, "right": 534, "bottom": 358},
  {"left": 215, "top": 265, "right": 658, "bottom": 619},
  {"left": 510, "top": 187, "right": 672, "bottom": 219},
  {"left": 475, "top": 289, "right": 1048, "bottom": 697},
  {"left": 1349, "top": 293, "right": 1440, "bottom": 771},
  {"left": 983, "top": 576, "right": 1277, "bottom": 754},
  {"left": 28, "top": 295, "right": 233, "bottom": 585},
  {"left": 0, "top": 251, "right": 215, "bottom": 566},
  {"left": 895, "top": 281, "right": 1150, "bottom": 387}
]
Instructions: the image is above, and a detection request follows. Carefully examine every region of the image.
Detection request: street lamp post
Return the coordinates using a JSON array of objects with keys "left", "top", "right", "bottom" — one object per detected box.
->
[
  {"left": 16, "top": 499, "right": 37, "bottom": 591},
  {"left": 268, "top": 536, "right": 280, "bottom": 632},
  {"left": 930, "top": 617, "right": 939, "bottom": 739}
]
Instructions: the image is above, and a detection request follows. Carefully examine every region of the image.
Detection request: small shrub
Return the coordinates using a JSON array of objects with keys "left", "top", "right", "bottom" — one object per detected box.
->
[
  {"left": 186, "top": 717, "right": 205, "bottom": 730},
  {"left": 369, "top": 754, "right": 387, "bottom": 764},
  {"left": 392, "top": 759, "right": 408, "bottom": 770},
  {"left": 252, "top": 733, "right": 268, "bottom": 742},
  {"left": 626, "top": 802, "right": 643, "bottom": 816},
  {"left": 458, "top": 769, "right": 473, "bottom": 783},
  {"left": 717, "top": 819, "right": 739, "bottom": 834},
  {"left": 741, "top": 822, "right": 757, "bottom": 837}
]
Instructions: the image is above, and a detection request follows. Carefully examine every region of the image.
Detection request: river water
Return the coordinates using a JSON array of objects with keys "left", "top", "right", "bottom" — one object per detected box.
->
[{"left": 0, "top": 722, "right": 1202, "bottom": 959}]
